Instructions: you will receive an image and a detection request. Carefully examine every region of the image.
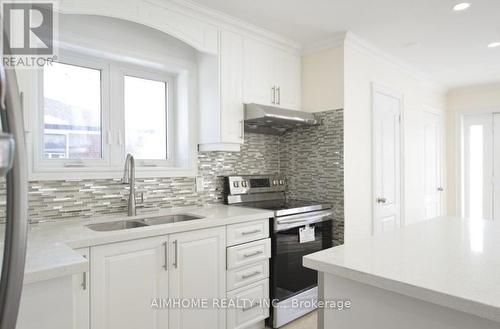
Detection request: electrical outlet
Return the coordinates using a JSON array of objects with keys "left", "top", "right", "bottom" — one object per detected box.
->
[{"left": 195, "top": 177, "right": 204, "bottom": 192}]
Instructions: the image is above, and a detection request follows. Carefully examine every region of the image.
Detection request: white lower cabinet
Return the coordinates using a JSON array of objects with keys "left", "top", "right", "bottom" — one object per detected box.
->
[
  {"left": 91, "top": 236, "right": 169, "bottom": 329},
  {"left": 227, "top": 279, "right": 270, "bottom": 329},
  {"left": 78, "top": 220, "right": 269, "bottom": 329},
  {"left": 73, "top": 248, "right": 90, "bottom": 329},
  {"left": 169, "top": 227, "right": 226, "bottom": 329}
]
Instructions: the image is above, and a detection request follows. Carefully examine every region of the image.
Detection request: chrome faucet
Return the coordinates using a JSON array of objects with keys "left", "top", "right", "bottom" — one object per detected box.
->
[{"left": 122, "top": 154, "right": 136, "bottom": 216}]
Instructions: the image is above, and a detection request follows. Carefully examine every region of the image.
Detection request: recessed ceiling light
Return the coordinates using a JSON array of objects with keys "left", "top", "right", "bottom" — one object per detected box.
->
[
  {"left": 488, "top": 42, "right": 500, "bottom": 48},
  {"left": 452, "top": 2, "right": 471, "bottom": 11}
]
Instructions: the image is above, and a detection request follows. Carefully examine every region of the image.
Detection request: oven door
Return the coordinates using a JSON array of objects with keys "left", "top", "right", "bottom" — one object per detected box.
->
[{"left": 271, "top": 210, "right": 333, "bottom": 303}]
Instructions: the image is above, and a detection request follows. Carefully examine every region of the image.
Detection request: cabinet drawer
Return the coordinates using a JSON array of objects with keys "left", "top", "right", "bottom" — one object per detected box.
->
[
  {"left": 227, "top": 279, "right": 269, "bottom": 329},
  {"left": 227, "top": 219, "right": 269, "bottom": 246},
  {"left": 227, "top": 238, "right": 271, "bottom": 270},
  {"left": 227, "top": 260, "right": 269, "bottom": 291}
]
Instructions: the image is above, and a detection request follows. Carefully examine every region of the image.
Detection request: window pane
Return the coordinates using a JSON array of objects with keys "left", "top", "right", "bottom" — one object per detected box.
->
[
  {"left": 124, "top": 76, "right": 167, "bottom": 160},
  {"left": 43, "top": 62, "right": 102, "bottom": 159}
]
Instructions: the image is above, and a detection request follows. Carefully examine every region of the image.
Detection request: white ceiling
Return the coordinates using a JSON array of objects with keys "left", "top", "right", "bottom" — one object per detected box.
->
[{"left": 189, "top": 0, "right": 500, "bottom": 89}]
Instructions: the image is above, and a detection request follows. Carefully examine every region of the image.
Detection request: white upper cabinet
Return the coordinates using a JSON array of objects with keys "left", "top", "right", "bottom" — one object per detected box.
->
[
  {"left": 168, "top": 227, "right": 226, "bottom": 329},
  {"left": 220, "top": 30, "right": 245, "bottom": 145},
  {"left": 243, "top": 37, "right": 301, "bottom": 110},
  {"left": 243, "top": 38, "right": 276, "bottom": 107},
  {"left": 273, "top": 48, "right": 301, "bottom": 110},
  {"left": 198, "top": 29, "right": 244, "bottom": 152}
]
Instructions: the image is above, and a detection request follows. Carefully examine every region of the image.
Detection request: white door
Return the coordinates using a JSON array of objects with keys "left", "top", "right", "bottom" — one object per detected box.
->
[
  {"left": 169, "top": 227, "right": 226, "bottom": 329},
  {"left": 372, "top": 85, "right": 402, "bottom": 234},
  {"left": 462, "top": 114, "right": 493, "bottom": 220},
  {"left": 423, "top": 111, "right": 443, "bottom": 219},
  {"left": 91, "top": 236, "right": 169, "bottom": 329},
  {"left": 494, "top": 114, "right": 500, "bottom": 220}
]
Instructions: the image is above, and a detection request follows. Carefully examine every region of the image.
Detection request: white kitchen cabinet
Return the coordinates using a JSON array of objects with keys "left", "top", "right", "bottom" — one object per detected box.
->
[
  {"left": 168, "top": 227, "right": 226, "bottom": 329},
  {"left": 227, "top": 279, "right": 270, "bottom": 329},
  {"left": 274, "top": 48, "right": 301, "bottom": 109},
  {"left": 243, "top": 38, "right": 275, "bottom": 107},
  {"left": 73, "top": 248, "right": 90, "bottom": 329},
  {"left": 199, "top": 29, "right": 244, "bottom": 152},
  {"left": 243, "top": 37, "right": 301, "bottom": 110},
  {"left": 17, "top": 276, "right": 74, "bottom": 329},
  {"left": 91, "top": 236, "right": 169, "bottom": 329}
]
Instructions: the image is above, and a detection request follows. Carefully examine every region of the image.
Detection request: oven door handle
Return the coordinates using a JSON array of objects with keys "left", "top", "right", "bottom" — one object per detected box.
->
[{"left": 274, "top": 210, "right": 333, "bottom": 231}]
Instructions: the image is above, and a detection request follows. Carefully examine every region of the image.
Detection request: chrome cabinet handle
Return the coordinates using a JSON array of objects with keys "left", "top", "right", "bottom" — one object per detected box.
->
[
  {"left": 163, "top": 242, "right": 168, "bottom": 271},
  {"left": 241, "top": 229, "right": 260, "bottom": 236},
  {"left": 242, "top": 303, "right": 260, "bottom": 312},
  {"left": 241, "top": 271, "right": 261, "bottom": 279},
  {"left": 243, "top": 250, "right": 263, "bottom": 258},
  {"left": 437, "top": 187, "right": 444, "bottom": 192},
  {"left": 271, "top": 86, "right": 276, "bottom": 104},
  {"left": 173, "top": 240, "right": 178, "bottom": 268},
  {"left": 276, "top": 86, "right": 281, "bottom": 105},
  {"left": 82, "top": 255, "right": 87, "bottom": 290},
  {"left": 376, "top": 197, "right": 387, "bottom": 204}
]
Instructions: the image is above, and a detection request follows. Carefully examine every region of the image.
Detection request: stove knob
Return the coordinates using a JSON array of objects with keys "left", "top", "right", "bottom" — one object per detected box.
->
[
  {"left": 272, "top": 180, "right": 278, "bottom": 186},
  {"left": 233, "top": 181, "right": 239, "bottom": 188},
  {"left": 279, "top": 179, "right": 285, "bottom": 185},
  {"left": 242, "top": 181, "right": 248, "bottom": 187}
]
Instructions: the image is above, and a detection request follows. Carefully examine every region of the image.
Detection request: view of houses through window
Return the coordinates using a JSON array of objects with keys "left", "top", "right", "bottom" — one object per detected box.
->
[{"left": 43, "top": 62, "right": 102, "bottom": 159}]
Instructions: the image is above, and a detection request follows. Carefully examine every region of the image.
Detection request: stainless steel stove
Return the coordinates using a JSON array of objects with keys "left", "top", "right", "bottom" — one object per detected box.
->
[{"left": 224, "top": 175, "right": 333, "bottom": 328}]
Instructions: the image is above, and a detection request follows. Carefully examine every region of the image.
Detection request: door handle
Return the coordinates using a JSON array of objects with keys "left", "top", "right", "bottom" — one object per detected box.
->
[
  {"left": 437, "top": 187, "right": 444, "bottom": 192},
  {"left": 376, "top": 197, "right": 387, "bottom": 204}
]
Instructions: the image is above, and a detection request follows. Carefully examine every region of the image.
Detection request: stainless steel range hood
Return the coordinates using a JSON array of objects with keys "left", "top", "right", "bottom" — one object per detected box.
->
[{"left": 244, "top": 103, "right": 318, "bottom": 135}]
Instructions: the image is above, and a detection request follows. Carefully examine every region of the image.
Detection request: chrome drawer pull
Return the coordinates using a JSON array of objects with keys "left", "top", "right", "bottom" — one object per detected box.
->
[
  {"left": 241, "top": 271, "right": 261, "bottom": 279},
  {"left": 242, "top": 303, "right": 260, "bottom": 312},
  {"left": 243, "top": 250, "right": 263, "bottom": 258},
  {"left": 241, "top": 229, "right": 261, "bottom": 236},
  {"left": 163, "top": 242, "right": 168, "bottom": 271}
]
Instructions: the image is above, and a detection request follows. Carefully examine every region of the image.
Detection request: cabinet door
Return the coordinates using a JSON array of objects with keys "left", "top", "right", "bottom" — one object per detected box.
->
[
  {"left": 169, "top": 227, "right": 226, "bottom": 329},
  {"left": 73, "top": 248, "right": 90, "bottom": 329},
  {"left": 91, "top": 237, "right": 169, "bottom": 329},
  {"left": 220, "top": 30, "right": 244, "bottom": 144},
  {"left": 243, "top": 37, "right": 275, "bottom": 106},
  {"left": 274, "top": 49, "right": 301, "bottom": 110}
]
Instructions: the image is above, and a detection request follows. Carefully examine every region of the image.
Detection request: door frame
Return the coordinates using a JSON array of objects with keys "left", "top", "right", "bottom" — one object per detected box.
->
[
  {"left": 371, "top": 82, "right": 405, "bottom": 235},
  {"left": 455, "top": 107, "right": 500, "bottom": 217},
  {"left": 423, "top": 105, "right": 445, "bottom": 218}
]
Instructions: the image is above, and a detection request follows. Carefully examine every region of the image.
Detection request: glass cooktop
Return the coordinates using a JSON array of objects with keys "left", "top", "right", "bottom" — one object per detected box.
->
[{"left": 236, "top": 199, "right": 331, "bottom": 217}]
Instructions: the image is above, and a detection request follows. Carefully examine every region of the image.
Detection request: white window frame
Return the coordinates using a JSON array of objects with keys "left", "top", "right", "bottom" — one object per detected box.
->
[
  {"left": 36, "top": 52, "right": 111, "bottom": 172},
  {"left": 115, "top": 65, "right": 176, "bottom": 169},
  {"left": 29, "top": 50, "right": 191, "bottom": 180}
]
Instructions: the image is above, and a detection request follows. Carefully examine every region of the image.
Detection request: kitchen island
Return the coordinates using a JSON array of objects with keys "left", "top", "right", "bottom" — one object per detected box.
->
[{"left": 303, "top": 216, "right": 500, "bottom": 329}]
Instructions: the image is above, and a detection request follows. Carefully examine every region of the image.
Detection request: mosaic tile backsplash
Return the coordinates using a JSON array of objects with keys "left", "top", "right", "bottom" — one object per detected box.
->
[
  {"left": 280, "top": 110, "right": 344, "bottom": 244},
  {"left": 0, "top": 111, "right": 344, "bottom": 243}
]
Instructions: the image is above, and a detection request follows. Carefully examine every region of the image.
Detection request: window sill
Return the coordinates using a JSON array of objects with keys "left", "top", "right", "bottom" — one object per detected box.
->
[{"left": 28, "top": 166, "right": 197, "bottom": 181}]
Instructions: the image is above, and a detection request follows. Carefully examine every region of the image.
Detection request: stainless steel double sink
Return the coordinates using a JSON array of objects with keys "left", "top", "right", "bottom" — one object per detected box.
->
[{"left": 87, "top": 214, "right": 204, "bottom": 232}]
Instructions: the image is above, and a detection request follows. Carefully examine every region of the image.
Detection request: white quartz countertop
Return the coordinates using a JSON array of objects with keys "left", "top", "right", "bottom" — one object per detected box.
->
[
  {"left": 1, "top": 205, "right": 273, "bottom": 285},
  {"left": 303, "top": 216, "right": 500, "bottom": 322}
]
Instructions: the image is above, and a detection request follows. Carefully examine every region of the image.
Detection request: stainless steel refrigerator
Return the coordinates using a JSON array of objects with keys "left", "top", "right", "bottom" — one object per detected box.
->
[{"left": 0, "top": 61, "right": 29, "bottom": 328}]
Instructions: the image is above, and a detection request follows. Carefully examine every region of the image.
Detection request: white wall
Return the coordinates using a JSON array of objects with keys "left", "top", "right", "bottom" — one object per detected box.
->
[
  {"left": 446, "top": 83, "right": 500, "bottom": 216},
  {"left": 301, "top": 46, "right": 344, "bottom": 112},
  {"left": 343, "top": 42, "right": 447, "bottom": 242}
]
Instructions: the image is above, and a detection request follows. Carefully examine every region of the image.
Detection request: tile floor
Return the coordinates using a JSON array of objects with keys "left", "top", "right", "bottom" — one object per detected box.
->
[{"left": 266, "top": 311, "right": 317, "bottom": 329}]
